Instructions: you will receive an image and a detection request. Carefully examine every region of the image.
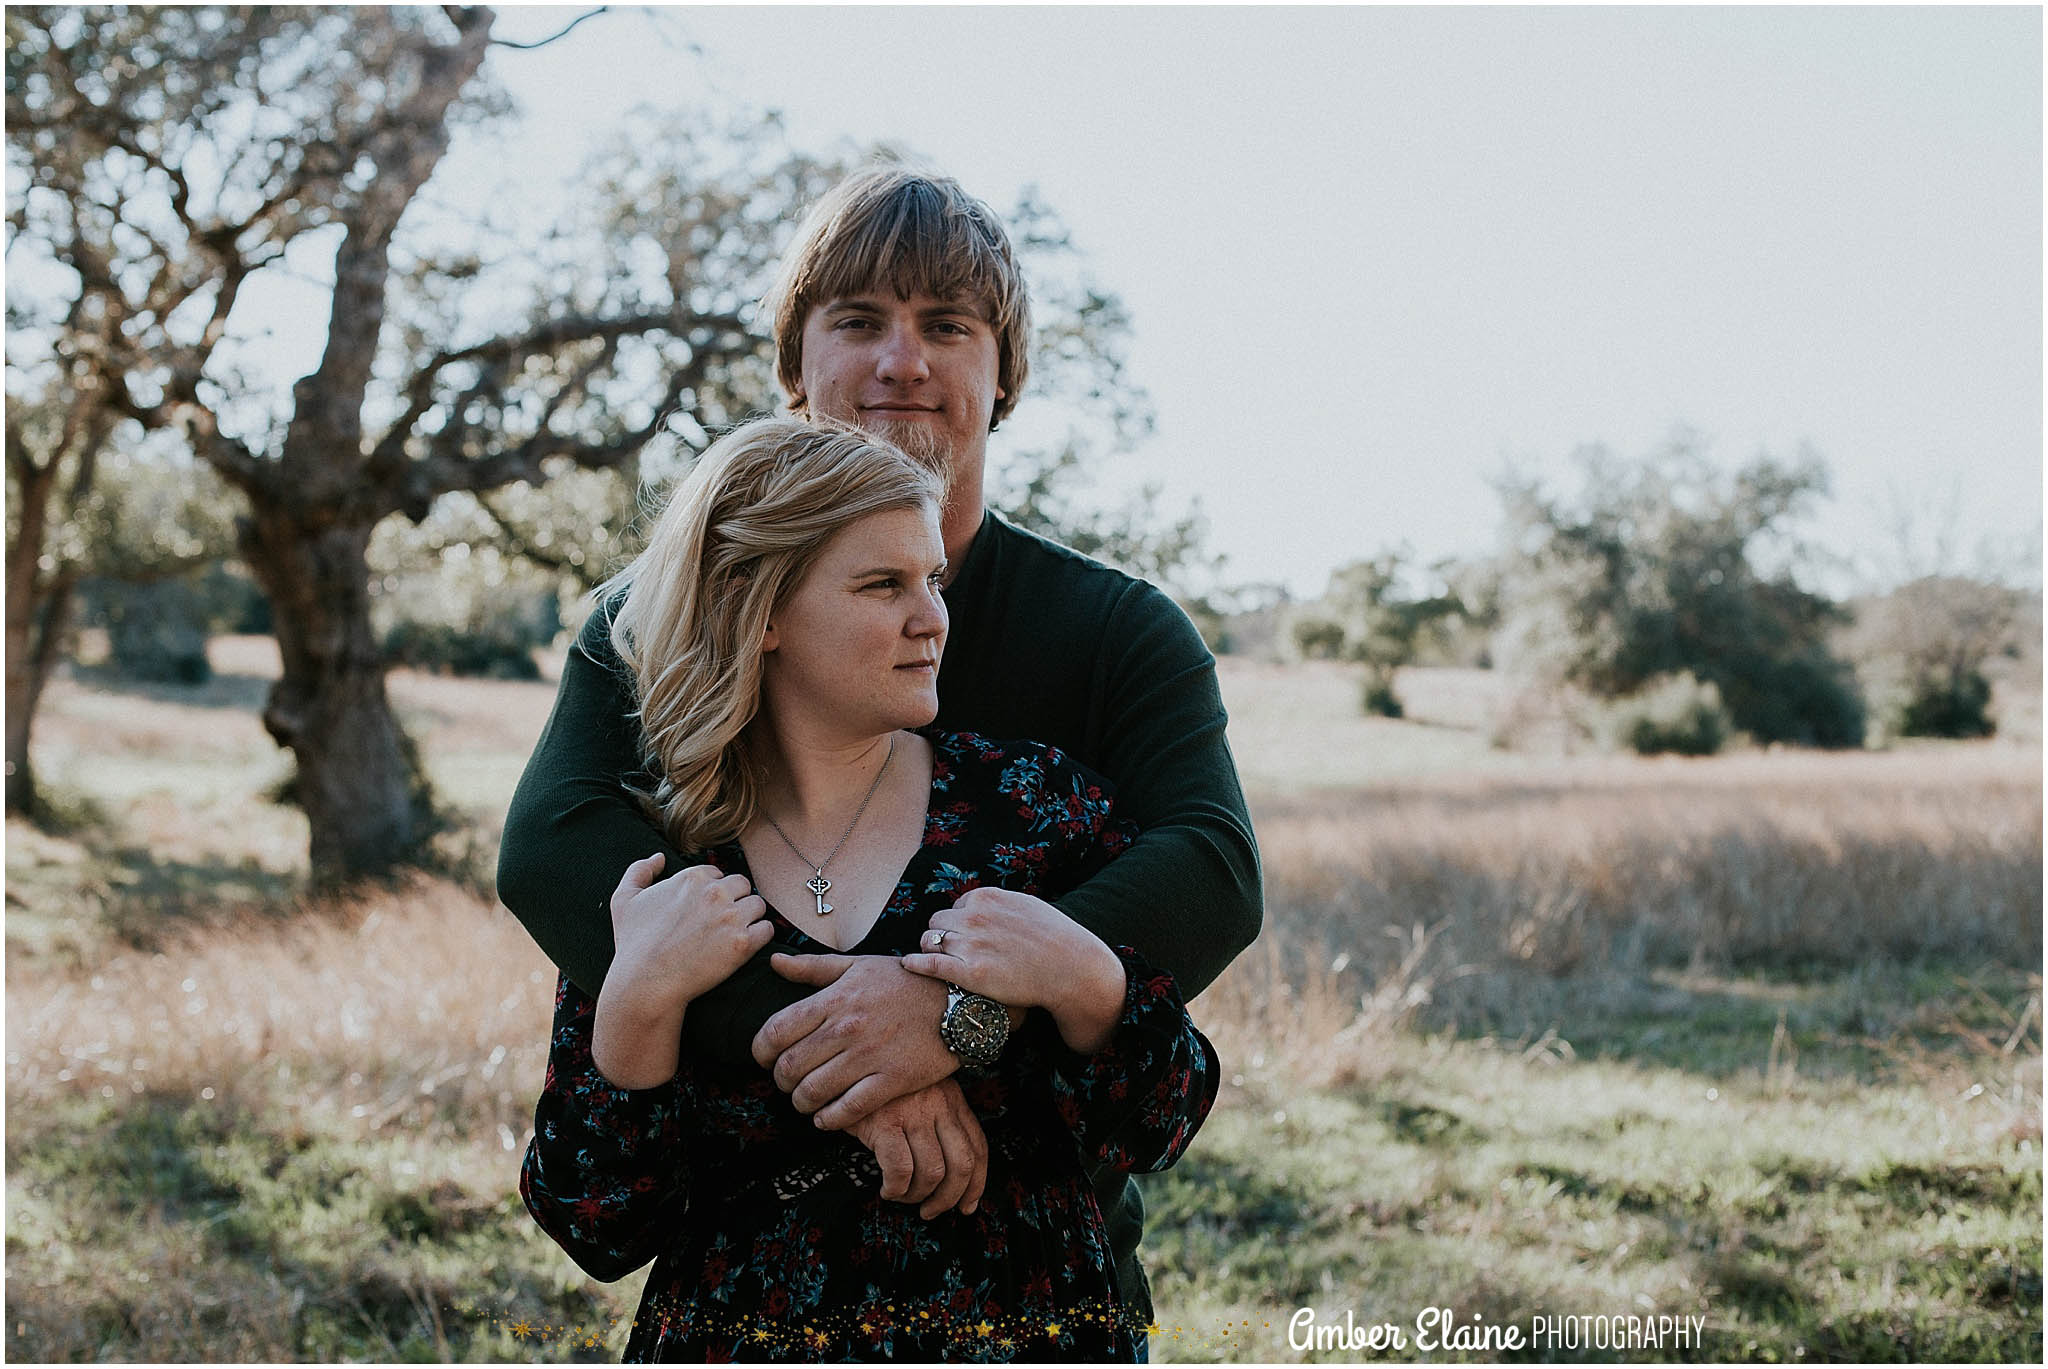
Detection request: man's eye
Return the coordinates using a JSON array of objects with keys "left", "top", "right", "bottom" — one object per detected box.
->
[{"left": 864, "top": 578, "right": 898, "bottom": 591}]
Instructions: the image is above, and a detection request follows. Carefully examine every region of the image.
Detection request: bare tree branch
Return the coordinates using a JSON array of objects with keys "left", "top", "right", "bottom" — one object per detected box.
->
[{"left": 489, "top": 6, "right": 610, "bottom": 49}]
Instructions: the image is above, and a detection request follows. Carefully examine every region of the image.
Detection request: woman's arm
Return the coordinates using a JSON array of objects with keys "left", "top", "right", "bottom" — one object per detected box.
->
[
  {"left": 497, "top": 604, "right": 814, "bottom": 1060},
  {"left": 519, "top": 973, "right": 693, "bottom": 1283},
  {"left": 1042, "top": 947, "right": 1220, "bottom": 1173},
  {"left": 900, "top": 916, "right": 1218, "bottom": 1174}
]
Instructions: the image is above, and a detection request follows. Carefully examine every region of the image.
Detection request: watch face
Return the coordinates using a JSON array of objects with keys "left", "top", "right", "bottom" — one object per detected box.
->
[{"left": 944, "top": 989, "right": 1007, "bottom": 1064}]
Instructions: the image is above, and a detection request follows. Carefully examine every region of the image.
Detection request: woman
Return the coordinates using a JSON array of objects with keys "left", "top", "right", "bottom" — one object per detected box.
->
[{"left": 520, "top": 417, "right": 1218, "bottom": 1362}]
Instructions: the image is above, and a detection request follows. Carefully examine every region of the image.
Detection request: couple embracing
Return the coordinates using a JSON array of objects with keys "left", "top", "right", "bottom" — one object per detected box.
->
[{"left": 502, "top": 167, "right": 1262, "bottom": 1362}]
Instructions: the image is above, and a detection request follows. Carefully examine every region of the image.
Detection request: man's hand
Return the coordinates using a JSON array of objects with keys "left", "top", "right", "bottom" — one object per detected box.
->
[
  {"left": 754, "top": 953, "right": 956, "bottom": 1129},
  {"left": 847, "top": 1079, "right": 989, "bottom": 1219}
]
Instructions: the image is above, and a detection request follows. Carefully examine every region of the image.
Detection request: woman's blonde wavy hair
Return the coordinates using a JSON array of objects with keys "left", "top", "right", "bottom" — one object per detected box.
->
[{"left": 602, "top": 416, "right": 947, "bottom": 853}]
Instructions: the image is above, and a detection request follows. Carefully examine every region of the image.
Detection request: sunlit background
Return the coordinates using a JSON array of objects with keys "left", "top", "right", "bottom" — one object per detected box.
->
[{"left": 260, "top": 3, "right": 2042, "bottom": 597}]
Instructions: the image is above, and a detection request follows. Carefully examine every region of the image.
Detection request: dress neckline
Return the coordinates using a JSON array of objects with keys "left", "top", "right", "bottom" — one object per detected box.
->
[{"left": 717, "top": 729, "right": 952, "bottom": 956}]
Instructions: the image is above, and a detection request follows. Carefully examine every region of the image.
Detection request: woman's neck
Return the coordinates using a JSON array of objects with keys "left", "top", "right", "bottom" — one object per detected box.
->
[{"left": 754, "top": 722, "right": 901, "bottom": 832}]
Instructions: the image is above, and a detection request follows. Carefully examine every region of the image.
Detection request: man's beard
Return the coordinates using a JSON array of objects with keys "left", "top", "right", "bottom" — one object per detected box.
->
[{"left": 863, "top": 415, "right": 952, "bottom": 478}]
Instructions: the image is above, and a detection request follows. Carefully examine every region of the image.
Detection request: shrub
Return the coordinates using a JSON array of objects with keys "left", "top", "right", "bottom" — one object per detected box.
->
[
  {"left": 381, "top": 615, "right": 552, "bottom": 680},
  {"left": 87, "top": 577, "right": 213, "bottom": 683},
  {"left": 1360, "top": 669, "right": 1404, "bottom": 718},
  {"left": 1899, "top": 670, "right": 1996, "bottom": 739},
  {"left": 1610, "top": 673, "right": 1731, "bottom": 756}
]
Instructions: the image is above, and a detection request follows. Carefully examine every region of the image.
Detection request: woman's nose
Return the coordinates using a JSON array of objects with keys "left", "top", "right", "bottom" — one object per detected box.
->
[{"left": 908, "top": 583, "right": 948, "bottom": 638}]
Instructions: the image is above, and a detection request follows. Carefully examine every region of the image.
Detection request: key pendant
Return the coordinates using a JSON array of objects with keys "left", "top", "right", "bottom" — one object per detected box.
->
[{"left": 806, "top": 871, "right": 833, "bottom": 917}]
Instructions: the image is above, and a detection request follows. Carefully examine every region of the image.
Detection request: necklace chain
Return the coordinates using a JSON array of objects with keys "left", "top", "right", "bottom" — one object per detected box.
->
[{"left": 762, "top": 736, "right": 897, "bottom": 917}]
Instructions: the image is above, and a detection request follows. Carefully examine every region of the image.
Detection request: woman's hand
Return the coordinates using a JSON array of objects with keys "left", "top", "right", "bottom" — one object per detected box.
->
[
  {"left": 610, "top": 854, "right": 773, "bottom": 1000},
  {"left": 593, "top": 854, "right": 773, "bottom": 1088},
  {"left": 899, "top": 887, "right": 1127, "bottom": 1054}
]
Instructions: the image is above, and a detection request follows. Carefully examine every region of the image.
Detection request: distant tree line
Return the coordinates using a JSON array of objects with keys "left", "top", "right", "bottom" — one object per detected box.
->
[{"left": 1283, "top": 435, "right": 2034, "bottom": 753}]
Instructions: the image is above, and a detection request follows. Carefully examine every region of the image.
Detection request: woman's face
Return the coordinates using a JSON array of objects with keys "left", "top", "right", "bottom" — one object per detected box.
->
[{"left": 759, "top": 502, "right": 949, "bottom": 742}]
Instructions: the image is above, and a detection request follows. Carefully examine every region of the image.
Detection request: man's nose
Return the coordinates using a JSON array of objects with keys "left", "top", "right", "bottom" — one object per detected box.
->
[{"left": 875, "top": 324, "right": 930, "bottom": 384}]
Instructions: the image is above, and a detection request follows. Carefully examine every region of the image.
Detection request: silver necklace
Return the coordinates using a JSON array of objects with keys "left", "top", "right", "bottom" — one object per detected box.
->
[{"left": 762, "top": 736, "right": 896, "bottom": 917}]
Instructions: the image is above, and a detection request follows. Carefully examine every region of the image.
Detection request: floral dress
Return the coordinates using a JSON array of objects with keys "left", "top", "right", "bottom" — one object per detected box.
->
[{"left": 520, "top": 731, "right": 1220, "bottom": 1362}]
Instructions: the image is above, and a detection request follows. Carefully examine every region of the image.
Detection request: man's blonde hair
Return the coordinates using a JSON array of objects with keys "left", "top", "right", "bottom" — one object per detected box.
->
[
  {"left": 604, "top": 417, "right": 947, "bottom": 851},
  {"left": 765, "top": 165, "right": 1031, "bottom": 430}
]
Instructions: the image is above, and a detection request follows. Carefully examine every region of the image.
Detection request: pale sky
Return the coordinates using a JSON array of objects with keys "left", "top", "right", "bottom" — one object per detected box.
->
[{"left": 466, "top": 6, "right": 2042, "bottom": 596}]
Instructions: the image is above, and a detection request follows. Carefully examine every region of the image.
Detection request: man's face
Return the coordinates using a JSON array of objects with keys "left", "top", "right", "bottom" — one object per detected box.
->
[{"left": 792, "top": 290, "right": 1004, "bottom": 489}]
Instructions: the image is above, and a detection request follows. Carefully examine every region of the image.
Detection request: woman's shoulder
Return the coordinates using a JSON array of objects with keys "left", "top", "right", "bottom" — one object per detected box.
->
[
  {"left": 924, "top": 729, "right": 1114, "bottom": 806},
  {"left": 925, "top": 728, "right": 1082, "bottom": 775}
]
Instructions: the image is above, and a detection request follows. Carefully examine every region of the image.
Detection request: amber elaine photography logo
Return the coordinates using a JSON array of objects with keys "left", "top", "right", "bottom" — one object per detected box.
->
[{"left": 1286, "top": 1304, "right": 1709, "bottom": 1355}]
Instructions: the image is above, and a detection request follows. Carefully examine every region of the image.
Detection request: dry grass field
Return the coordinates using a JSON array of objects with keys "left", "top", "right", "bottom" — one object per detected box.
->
[{"left": 6, "top": 641, "right": 2041, "bottom": 1361}]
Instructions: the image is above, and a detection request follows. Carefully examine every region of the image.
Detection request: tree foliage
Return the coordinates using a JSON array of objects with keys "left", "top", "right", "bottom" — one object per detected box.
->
[
  {"left": 1491, "top": 437, "right": 1864, "bottom": 747},
  {"left": 1842, "top": 575, "right": 2023, "bottom": 740},
  {"left": 8, "top": 7, "right": 1188, "bottom": 875},
  {"left": 7, "top": 6, "right": 778, "bottom": 876},
  {"left": 1287, "top": 552, "right": 1464, "bottom": 715}
]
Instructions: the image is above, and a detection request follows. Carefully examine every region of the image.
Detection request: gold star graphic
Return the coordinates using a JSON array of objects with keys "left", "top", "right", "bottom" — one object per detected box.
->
[
  {"left": 977, "top": 1320, "right": 994, "bottom": 1336},
  {"left": 1145, "top": 1321, "right": 1163, "bottom": 1338},
  {"left": 752, "top": 1328, "right": 773, "bottom": 1343},
  {"left": 509, "top": 1320, "right": 534, "bottom": 1340},
  {"left": 1046, "top": 1321, "right": 1062, "bottom": 1337}
]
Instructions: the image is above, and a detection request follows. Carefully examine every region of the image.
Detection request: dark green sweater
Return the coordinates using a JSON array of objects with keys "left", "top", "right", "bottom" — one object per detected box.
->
[{"left": 497, "top": 508, "right": 1264, "bottom": 1312}]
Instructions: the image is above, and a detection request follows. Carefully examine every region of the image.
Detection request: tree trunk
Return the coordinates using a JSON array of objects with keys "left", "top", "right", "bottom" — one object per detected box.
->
[
  {"left": 5, "top": 458, "right": 60, "bottom": 816},
  {"left": 240, "top": 507, "right": 421, "bottom": 882}
]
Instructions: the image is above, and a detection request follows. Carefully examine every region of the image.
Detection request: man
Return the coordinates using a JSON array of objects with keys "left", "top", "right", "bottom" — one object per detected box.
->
[{"left": 498, "top": 165, "right": 1261, "bottom": 1324}]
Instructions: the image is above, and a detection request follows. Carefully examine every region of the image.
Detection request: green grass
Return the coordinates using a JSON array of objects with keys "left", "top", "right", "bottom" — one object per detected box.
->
[
  {"left": 1142, "top": 1035, "right": 2041, "bottom": 1362},
  {"left": 6, "top": 645, "right": 2040, "bottom": 1361}
]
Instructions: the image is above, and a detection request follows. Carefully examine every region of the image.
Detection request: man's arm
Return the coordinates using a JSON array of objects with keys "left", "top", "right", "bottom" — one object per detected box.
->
[
  {"left": 1054, "top": 581, "right": 1263, "bottom": 998},
  {"left": 496, "top": 604, "right": 809, "bottom": 1063}
]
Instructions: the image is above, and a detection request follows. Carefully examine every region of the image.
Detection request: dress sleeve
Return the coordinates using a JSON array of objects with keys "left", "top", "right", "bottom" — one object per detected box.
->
[
  {"left": 518, "top": 973, "right": 694, "bottom": 1283},
  {"left": 1025, "top": 742, "right": 1141, "bottom": 891},
  {"left": 1043, "top": 947, "right": 1220, "bottom": 1174}
]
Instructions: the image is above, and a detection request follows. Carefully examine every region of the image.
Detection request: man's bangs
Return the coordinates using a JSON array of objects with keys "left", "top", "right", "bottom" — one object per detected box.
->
[{"left": 820, "top": 192, "right": 1012, "bottom": 321}]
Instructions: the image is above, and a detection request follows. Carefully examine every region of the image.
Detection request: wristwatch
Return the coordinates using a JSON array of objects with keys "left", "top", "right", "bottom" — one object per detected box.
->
[{"left": 938, "top": 983, "right": 1009, "bottom": 1067}]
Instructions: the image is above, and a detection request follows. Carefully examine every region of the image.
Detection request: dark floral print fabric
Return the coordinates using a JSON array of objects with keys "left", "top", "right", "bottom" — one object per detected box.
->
[{"left": 521, "top": 731, "right": 1220, "bottom": 1362}]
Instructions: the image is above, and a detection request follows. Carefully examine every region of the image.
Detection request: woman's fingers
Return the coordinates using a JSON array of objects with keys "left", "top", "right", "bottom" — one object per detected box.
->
[
  {"left": 611, "top": 852, "right": 665, "bottom": 896},
  {"left": 896, "top": 950, "right": 954, "bottom": 980}
]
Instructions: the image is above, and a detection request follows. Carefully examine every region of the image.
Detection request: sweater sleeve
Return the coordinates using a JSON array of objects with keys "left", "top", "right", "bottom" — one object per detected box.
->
[
  {"left": 1044, "top": 948, "right": 1220, "bottom": 1174},
  {"left": 1052, "top": 581, "right": 1263, "bottom": 999},
  {"left": 519, "top": 974, "right": 694, "bottom": 1283},
  {"left": 496, "top": 604, "right": 811, "bottom": 1061}
]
